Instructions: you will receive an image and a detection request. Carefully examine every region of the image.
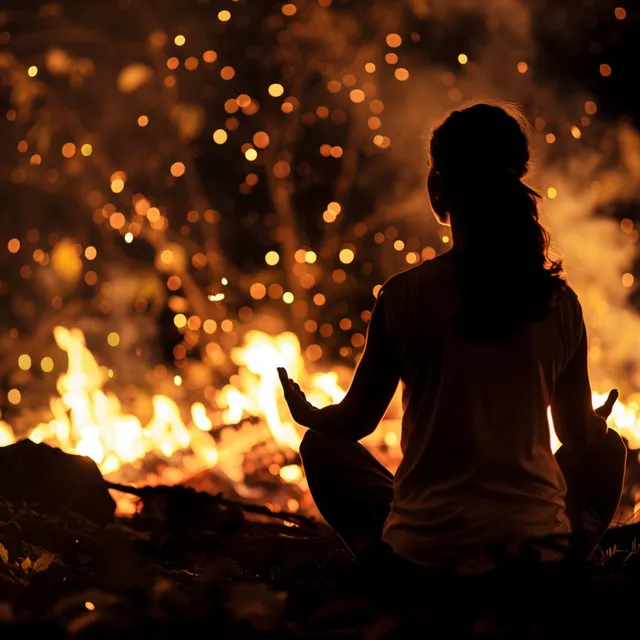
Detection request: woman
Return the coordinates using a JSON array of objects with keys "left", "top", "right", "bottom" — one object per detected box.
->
[{"left": 278, "top": 103, "right": 626, "bottom": 573}]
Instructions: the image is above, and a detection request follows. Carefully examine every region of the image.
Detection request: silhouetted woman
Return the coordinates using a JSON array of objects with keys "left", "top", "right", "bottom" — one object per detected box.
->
[{"left": 278, "top": 103, "right": 626, "bottom": 573}]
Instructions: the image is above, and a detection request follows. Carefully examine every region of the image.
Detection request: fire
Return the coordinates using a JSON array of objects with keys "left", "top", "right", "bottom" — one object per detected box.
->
[
  {"left": 22, "top": 326, "right": 217, "bottom": 477},
  {"left": 3, "top": 324, "right": 639, "bottom": 517},
  {"left": 229, "top": 331, "right": 303, "bottom": 451},
  {"left": 1, "top": 325, "right": 396, "bottom": 513},
  {"left": 592, "top": 391, "right": 640, "bottom": 450}
]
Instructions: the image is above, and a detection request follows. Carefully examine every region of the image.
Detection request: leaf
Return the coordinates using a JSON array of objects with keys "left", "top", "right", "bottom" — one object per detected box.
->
[
  {"left": 20, "top": 557, "right": 32, "bottom": 572},
  {"left": 0, "top": 543, "right": 8, "bottom": 564},
  {"left": 33, "top": 552, "right": 55, "bottom": 573}
]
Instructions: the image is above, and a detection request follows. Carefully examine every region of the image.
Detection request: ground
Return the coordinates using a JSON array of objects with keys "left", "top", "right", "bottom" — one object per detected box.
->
[{"left": 1, "top": 443, "right": 640, "bottom": 638}]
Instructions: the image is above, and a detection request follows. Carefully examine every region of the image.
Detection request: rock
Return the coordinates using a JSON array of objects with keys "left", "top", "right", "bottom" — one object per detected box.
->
[{"left": 0, "top": 440, "right": 115, "bottom": 525}]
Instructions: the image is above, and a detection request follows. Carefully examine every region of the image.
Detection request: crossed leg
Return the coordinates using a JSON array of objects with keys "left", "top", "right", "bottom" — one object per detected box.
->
[{"left": 300, "top": 428, "right": 627, "bottom": 560}]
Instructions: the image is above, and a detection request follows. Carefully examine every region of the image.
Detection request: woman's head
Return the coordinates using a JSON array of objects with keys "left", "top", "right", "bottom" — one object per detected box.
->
[
  {"left": 426, "top": 102, "right": 564, "bottom": 339},
  {"left": 428, "top": 103, "right": 531, "bottom": 227}
]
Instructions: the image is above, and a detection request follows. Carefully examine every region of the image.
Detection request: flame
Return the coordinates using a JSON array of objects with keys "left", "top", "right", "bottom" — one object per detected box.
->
[
  {"left": 0, "top": 422, "right": 15, "bottom": 447},
  {"left": 592, "top": 391, "right": 640, "bottom": 449},
  {"left": 548, "top": 392, "right": 640, "bottom": 453},
  {"left": 229, "top": 331, "right": 303, "bottom": 451},
  {"left": 7, "top": 324, "right": 637, "bottom": 517},
  {"left": 12, "top": 327, "right": 221, "bottom": 510},
  {"left": 2, "top": 326, "right": 384, "bottom": 513}
]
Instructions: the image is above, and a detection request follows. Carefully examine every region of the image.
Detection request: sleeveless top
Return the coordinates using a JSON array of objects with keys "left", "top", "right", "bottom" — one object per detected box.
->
[{"left": 380, "top": 257, "right": 580, "bottom": 571}]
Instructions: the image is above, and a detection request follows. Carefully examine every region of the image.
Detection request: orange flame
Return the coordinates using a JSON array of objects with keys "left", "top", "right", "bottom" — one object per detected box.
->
[
  {"left": 1, "top": 326, "right": 396, "bottom": 513},
  {"left": 5, "top": 325, "right": 636, "bottom": 516}
]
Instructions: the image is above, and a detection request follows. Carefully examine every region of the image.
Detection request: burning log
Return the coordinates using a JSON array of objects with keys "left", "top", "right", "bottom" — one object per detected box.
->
[{"left": 105, "top": 481, "right": 318, "bottom": 532}]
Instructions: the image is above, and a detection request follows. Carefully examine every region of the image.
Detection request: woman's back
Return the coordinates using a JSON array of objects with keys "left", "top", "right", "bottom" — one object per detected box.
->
[
  {"left": 280, "top": 103, "right": 616, "bottom": 572},
  {"left": 381, "top": 256, "right": 581, "bottom": 571}
]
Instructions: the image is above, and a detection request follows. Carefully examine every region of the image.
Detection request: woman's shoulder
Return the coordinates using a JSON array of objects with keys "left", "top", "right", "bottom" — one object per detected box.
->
[
  {"left": 379, "top": 257, "right": 454, "bottom": 310},
  {"left": 383, "top": 255, "right": 454, "bottom": 291},
  {"left": 555, "top": 281, "right": 580, "bottom": 306},
  {"left": 551, "top": 281, "right": 584, "bottom": 332}
]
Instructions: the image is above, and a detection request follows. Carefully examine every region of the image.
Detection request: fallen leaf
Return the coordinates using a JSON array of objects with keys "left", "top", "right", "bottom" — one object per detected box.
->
[
  {"left": 0, "top": 543, "right": 8, "bottom": 564},
  {"left": 33, "top": 552, "right": 55, "bottom": 573},
  {"left": 21, "top": 557, "right": 32, "bottom": 572}
]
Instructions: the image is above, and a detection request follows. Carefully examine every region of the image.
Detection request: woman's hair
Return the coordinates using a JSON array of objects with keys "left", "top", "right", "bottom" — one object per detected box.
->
[{"left": 429, "top": 102, "right": 564, "bottom": 340}]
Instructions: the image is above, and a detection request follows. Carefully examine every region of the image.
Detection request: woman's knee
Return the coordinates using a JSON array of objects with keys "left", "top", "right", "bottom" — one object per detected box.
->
[
  {"left": 299, "top": 429, "right": 332, "bottom": 463},
  {"left": 603, "top": 428, "right": 627, "bottom": 463}
]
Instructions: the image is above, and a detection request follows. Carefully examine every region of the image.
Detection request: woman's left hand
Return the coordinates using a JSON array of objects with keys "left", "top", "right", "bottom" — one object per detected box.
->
[{"left": 277, "top": 367, "right": 318, "bottom": 426}]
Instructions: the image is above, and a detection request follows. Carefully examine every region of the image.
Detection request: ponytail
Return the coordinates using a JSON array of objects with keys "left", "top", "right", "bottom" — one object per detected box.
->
[{"left": 429, "top": 104, "right": 564, "bottom": 340}]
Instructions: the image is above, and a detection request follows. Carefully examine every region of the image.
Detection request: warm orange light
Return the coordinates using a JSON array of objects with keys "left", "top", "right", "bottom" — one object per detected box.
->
[
  {"left": 213, "top": 129, "right": 228, "bottom": 144},
  {"left": 250, "top": 283, "right": 267, "bottom": 300},
  {"left": 273, "top": 161, "right": 291, "bottom": 178},
  {"left": 386, "top": 33, "right": 402, "bottom": 48},
  {"left": 61, "top": 142, "right": 76, "bottom": 158},
  {"left": 339, "top": 248, "right": 355, "bottom": 264},
  {"left": 170, "top": 162, "right": 186, "bottom": 177},
  {"left": 220, "top": 66, "right": 235, "bottom": 80}
]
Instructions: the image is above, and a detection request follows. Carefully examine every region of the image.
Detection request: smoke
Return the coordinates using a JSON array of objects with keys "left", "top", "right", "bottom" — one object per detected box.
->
[{"left": 379, "top": 0, "right": 640, "bottom": 393}]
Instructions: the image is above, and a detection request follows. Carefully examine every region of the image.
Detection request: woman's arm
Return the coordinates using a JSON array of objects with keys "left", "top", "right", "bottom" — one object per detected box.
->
[
  {"left": 550, "top": 320, "right": 609, "bottom": 449},
  {"left": 278, "top": 290, "right": 400, "bottom": 441}
]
